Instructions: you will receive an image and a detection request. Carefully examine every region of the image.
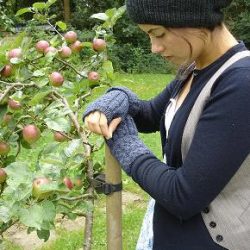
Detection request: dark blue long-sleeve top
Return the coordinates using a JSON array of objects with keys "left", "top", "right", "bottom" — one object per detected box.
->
[{"left": 131, "top": 42, "right": 250, "bottom": 249}]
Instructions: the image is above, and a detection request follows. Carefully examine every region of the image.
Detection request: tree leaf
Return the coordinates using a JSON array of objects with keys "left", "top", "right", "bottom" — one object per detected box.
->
[
  {"left": 33, "top": 69, "right": 45, "bottom": 77},
  {"left": 102, "top": 60, "right": 114, "bottom": 80},
  {"left": 64, "top": 139, "right": 82, "bottom": 157},
  {"left": 32, "top": 2, "right": 47, "bottom": 10},
  {"left": 15, "top": 8, "right": 32, "bottom": 17},
  {"left": 90, "top": 13, "right": 108, "bottom": 21},
  {"left": 46, "top": 0, "right": 57, "bottom": 8},
  {"left": 44, "top": 117, "right": 71, "bottom": 133},
  {"left": 37, "top": 229, "right": 50, "bottom": 242},
  {"left": 41, "top": 200, "right": 56, "bottom": 222},
  {"left": 19, "top": 205, "right": 44, "bottom": 230},
  {"left": 10, "top": 57, "right": 22, "bottom": 64},
  {"left": 0, "top": 204, "right": 11, "bottom": 223},
  {"left": 29, "top": 90, "right": 51, "bottom": 106},
  {"left": 56, "top": 21, "right": 67, "bottom": 31}
]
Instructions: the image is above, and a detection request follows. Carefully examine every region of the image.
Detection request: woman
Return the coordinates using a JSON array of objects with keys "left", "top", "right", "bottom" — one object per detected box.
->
[{"left": 83, "top": 0, "right": 250, "bottom": 249}]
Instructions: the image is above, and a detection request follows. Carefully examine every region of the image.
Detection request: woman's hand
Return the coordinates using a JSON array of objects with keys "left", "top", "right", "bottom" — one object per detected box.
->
[{"left": 84, "top": 111, "right": 122, "bottom": 139}]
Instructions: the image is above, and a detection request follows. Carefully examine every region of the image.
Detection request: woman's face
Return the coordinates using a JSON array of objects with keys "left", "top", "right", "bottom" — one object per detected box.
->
[{"left": 139, "top": 24, "right": 208, "bottom": 65}]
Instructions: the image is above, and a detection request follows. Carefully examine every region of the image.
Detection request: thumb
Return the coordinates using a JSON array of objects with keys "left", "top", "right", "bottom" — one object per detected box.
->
[{"left": 107, "top": 117, "right": 122, "bottom": 139}]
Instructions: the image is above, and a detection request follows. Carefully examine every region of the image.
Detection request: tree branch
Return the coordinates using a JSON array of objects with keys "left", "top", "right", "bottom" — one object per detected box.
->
[
  {"left": 56, "top": 193, "right": 94, "bottom": 201},
  {"left": 50, "top": 91, "right": 95, "bottom": 250},
  {"left": 47, "top": 19, "right": 64, "bottom": 39},
  {"left": 0, "top": 82, "right": 40, "bottom": 103},
  {"left": 54, "top": 57, "right": 86, "bottom": 78}
]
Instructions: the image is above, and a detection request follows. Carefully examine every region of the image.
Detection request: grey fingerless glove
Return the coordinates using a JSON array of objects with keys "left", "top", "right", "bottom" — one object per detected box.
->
[
  {"left": 106, "top": 86, "right": 141, "bottom": 115},
  {"left": 83, "top": 90, "right": 129, "bottom": 123},
  {"left": 82, "top": 86, "right": 141, "bottom": 124},
  {"left": 106, "top": 115, "right": 151, "bottom": 175}
]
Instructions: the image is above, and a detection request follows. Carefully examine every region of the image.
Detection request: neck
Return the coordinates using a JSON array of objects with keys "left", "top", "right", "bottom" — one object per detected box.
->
[{"left": 195, "top": 24, "right": 238, "bottom": 69}]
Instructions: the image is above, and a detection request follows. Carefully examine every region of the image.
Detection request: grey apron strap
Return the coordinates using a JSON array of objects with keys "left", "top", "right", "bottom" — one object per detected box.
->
[{"left": 181, "top": 50, "right": 250, "bottom": 162}]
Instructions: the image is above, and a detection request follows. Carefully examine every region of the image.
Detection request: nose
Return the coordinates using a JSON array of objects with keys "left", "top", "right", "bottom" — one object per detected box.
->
[{"left": 151, "top": 41, "right": 165, "bottom": 54}]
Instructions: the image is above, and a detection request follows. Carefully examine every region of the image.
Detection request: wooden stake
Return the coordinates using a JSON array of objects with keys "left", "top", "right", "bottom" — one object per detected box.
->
[{"left": 105, "top": 144, "right": 122, "bottom": 250}]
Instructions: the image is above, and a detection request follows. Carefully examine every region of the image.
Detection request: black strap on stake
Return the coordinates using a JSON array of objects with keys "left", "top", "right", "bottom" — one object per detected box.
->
[{"left": 91, "top": 173, "right": 122, "bottom": 195}]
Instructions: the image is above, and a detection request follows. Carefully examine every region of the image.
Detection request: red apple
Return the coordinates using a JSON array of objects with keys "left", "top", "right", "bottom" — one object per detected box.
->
[
  {"left": 0, "top": 142, "right": 10, "bottom": 156},
  {"left": 7, "top": 48, "right": 22, "bottom": 59},
  {"left": 63, "top": 177, "right": 74, "bottom": 190},
  {"left": 54, "top": 131, "right": 68, "bottom": 142},
  {"left": 92, "top": 38, "right": 106, "bottom": 52},
  {"left": 44, "top": 46, "right": 57, "bottom": 54},
  {"left": 58, "top": 46, "right": 72, "bottom": 58},
  {"left": 32, "top": 177, "right": 51, "bottom": 200},
  {"left": 35, "top": 40, "right": 50, "bottom": 53},
  {"left": 1, "top": 65, "right": 12, "bottom": 77},
  {"left": 22, "top": 124, "right": 41, "bottom": 144},
  {"left": 74, "top": 177, "right": 83, "bottom": 188},
  {"left": 2, "top": 114, "right": 12, "bottom": 126},
  {"left": 64, "top": 31, "right": 77, "bottom": 43},
  {"left": 88, "top": 71, "right": 100, "bottom": 82},
  {"left": 70, "top": 41, "right": 83, "bottom": 53},
  {"left": 49, "top": 72, "right": 64, "bottom": 87},
  {"left": 0, "top": 168, "right": 7, "bottom": 183},
  {"left": 8, "top": 99, "right": 22, "bottom": 110}
]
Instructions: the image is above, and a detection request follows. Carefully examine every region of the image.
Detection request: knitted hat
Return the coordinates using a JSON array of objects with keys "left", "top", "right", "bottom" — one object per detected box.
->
[{"left": 126, "top": 0, "right": 232, "bottom": 28}]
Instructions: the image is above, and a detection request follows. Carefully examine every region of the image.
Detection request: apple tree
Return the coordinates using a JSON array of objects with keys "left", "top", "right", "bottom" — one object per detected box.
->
[{"left": 0, "top": 0, "right": 125, "bottom": 248}]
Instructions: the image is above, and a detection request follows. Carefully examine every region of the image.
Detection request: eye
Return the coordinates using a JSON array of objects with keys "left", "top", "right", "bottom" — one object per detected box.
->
[{"left": 155, "top": 33, "right": 165, "bottom": 38}]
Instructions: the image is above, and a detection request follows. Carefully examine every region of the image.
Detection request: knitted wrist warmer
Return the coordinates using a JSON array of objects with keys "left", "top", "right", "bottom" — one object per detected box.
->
[
  {"left": 106, "top": 116, "right": 151, "bottom": 175},
  {"left": 82, "top": 90, "right": 129, "bottom": 123},
  {"left": 107, "top": 86, "right": 141, "bottom": 116}
]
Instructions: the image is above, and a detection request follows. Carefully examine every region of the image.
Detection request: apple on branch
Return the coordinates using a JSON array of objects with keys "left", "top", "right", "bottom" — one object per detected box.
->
[
  {"left": 0, "top": 168, "right": 7, "bottom": 183},
  {"left": 49, "top": 72, "right": 64, "bottom": 87},
  {"left": 8, "top": 99, "right": 22, "bottom": 110},
  {"left": 0, "top": 142, "right": 10, "bottom": 156},
  {"left": 58, "top": 46, "right": 72, "bottom": 58},
  {"left": 1, "top": 65, "right": 12, "bottom": 77},
  {"left": 92, "top": 38, "right": 106, "bottom": 52},
  {"left": 22, "top": 124, "right": 41, "bottom": 144},
  {"left": 70, "top": 41, "right": 83, "bottom": 53},
  {"left": 7, "top": 48, "right": 22, "bottom": 60},
  {"left": 63, "top": 177, "right": 74, "bottom": 190},
  {"left": 2, "top": 114, "right": 12, "bottom": 126},
  {"left": 88, "top": 71, "right": 100, "bottom": 82},
  {"left": 35, "top": 40, "right": 50, "bottom": 53},
  {"left": 54, "top": 131, "right": 68, "bottom": 142},
  {"left": 64, "top": 31, "right": 77, "bottom": 44},
  {"left": 32, "top": 177, "right": 52, "bottom": 200},
  {"left": 74, "top": 176, "right": 83, "bottom": 188},
  {"left": 44, "top": 46, "right": 57, "bottom": 54}
]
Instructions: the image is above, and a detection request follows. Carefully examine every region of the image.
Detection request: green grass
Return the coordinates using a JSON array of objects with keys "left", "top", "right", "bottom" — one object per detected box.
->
[
  {"left": 37, "top": 197, "right": 147, "bottom": 250},
  {"left": 2, "top": 73, "right": 173, "bottom": 250}
]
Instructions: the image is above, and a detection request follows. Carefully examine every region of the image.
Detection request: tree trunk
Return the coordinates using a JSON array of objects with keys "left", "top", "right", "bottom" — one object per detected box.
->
[
  {"left": 63, "top": 0, "right": 71, "bottom": 22},
  {"left": 83, "top": 159, "right": 94, "bottom": 250}
]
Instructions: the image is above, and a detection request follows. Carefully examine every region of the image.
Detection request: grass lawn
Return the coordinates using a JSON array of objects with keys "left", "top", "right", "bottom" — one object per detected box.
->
[{"left": 2, "top": 73, "right": 173, "bottom": 250}]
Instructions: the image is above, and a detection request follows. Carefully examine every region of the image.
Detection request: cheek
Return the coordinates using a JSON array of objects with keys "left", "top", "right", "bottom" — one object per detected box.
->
[{"left": 168, "top": 38, "right": 190, "bottom": 56}]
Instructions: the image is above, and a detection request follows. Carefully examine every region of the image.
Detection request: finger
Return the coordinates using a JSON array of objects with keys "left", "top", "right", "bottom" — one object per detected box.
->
[
  {"left": 85, "top": 111, "right": 103, "bottom": 135},
  {"left": 108, "top": 117, "right": 122, "bottom": 138},
  {"left": 99, "top": 113, "right": 111, "bottom": 138}
]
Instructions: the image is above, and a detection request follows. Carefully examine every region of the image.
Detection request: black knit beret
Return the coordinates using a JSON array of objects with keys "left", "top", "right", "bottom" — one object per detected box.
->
[{"left": 126, "top": 0, "right": 232, "bottom": 28}]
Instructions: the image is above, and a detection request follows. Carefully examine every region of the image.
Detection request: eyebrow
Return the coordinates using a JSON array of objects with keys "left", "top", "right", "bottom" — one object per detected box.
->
[{"left": 147, "top": 28, "right": 160, "bottom": 34}]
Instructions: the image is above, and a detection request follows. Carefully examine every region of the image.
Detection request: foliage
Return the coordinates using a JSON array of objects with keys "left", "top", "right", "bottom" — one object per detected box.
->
[
  {"left": 0, "top": 0, "right": 15, "bottom": 33},
  {"left": 0, "top": 0, "right": 125, "bottom": 243},
  {"left": 3, "top": 0, "right": 249, "bottom": 72},
  {"left": 109, "top": 44, "right": 176, "bottom": 74},
  {"left": 225, "top": 0, "right": 250, "bottom": 48}
]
